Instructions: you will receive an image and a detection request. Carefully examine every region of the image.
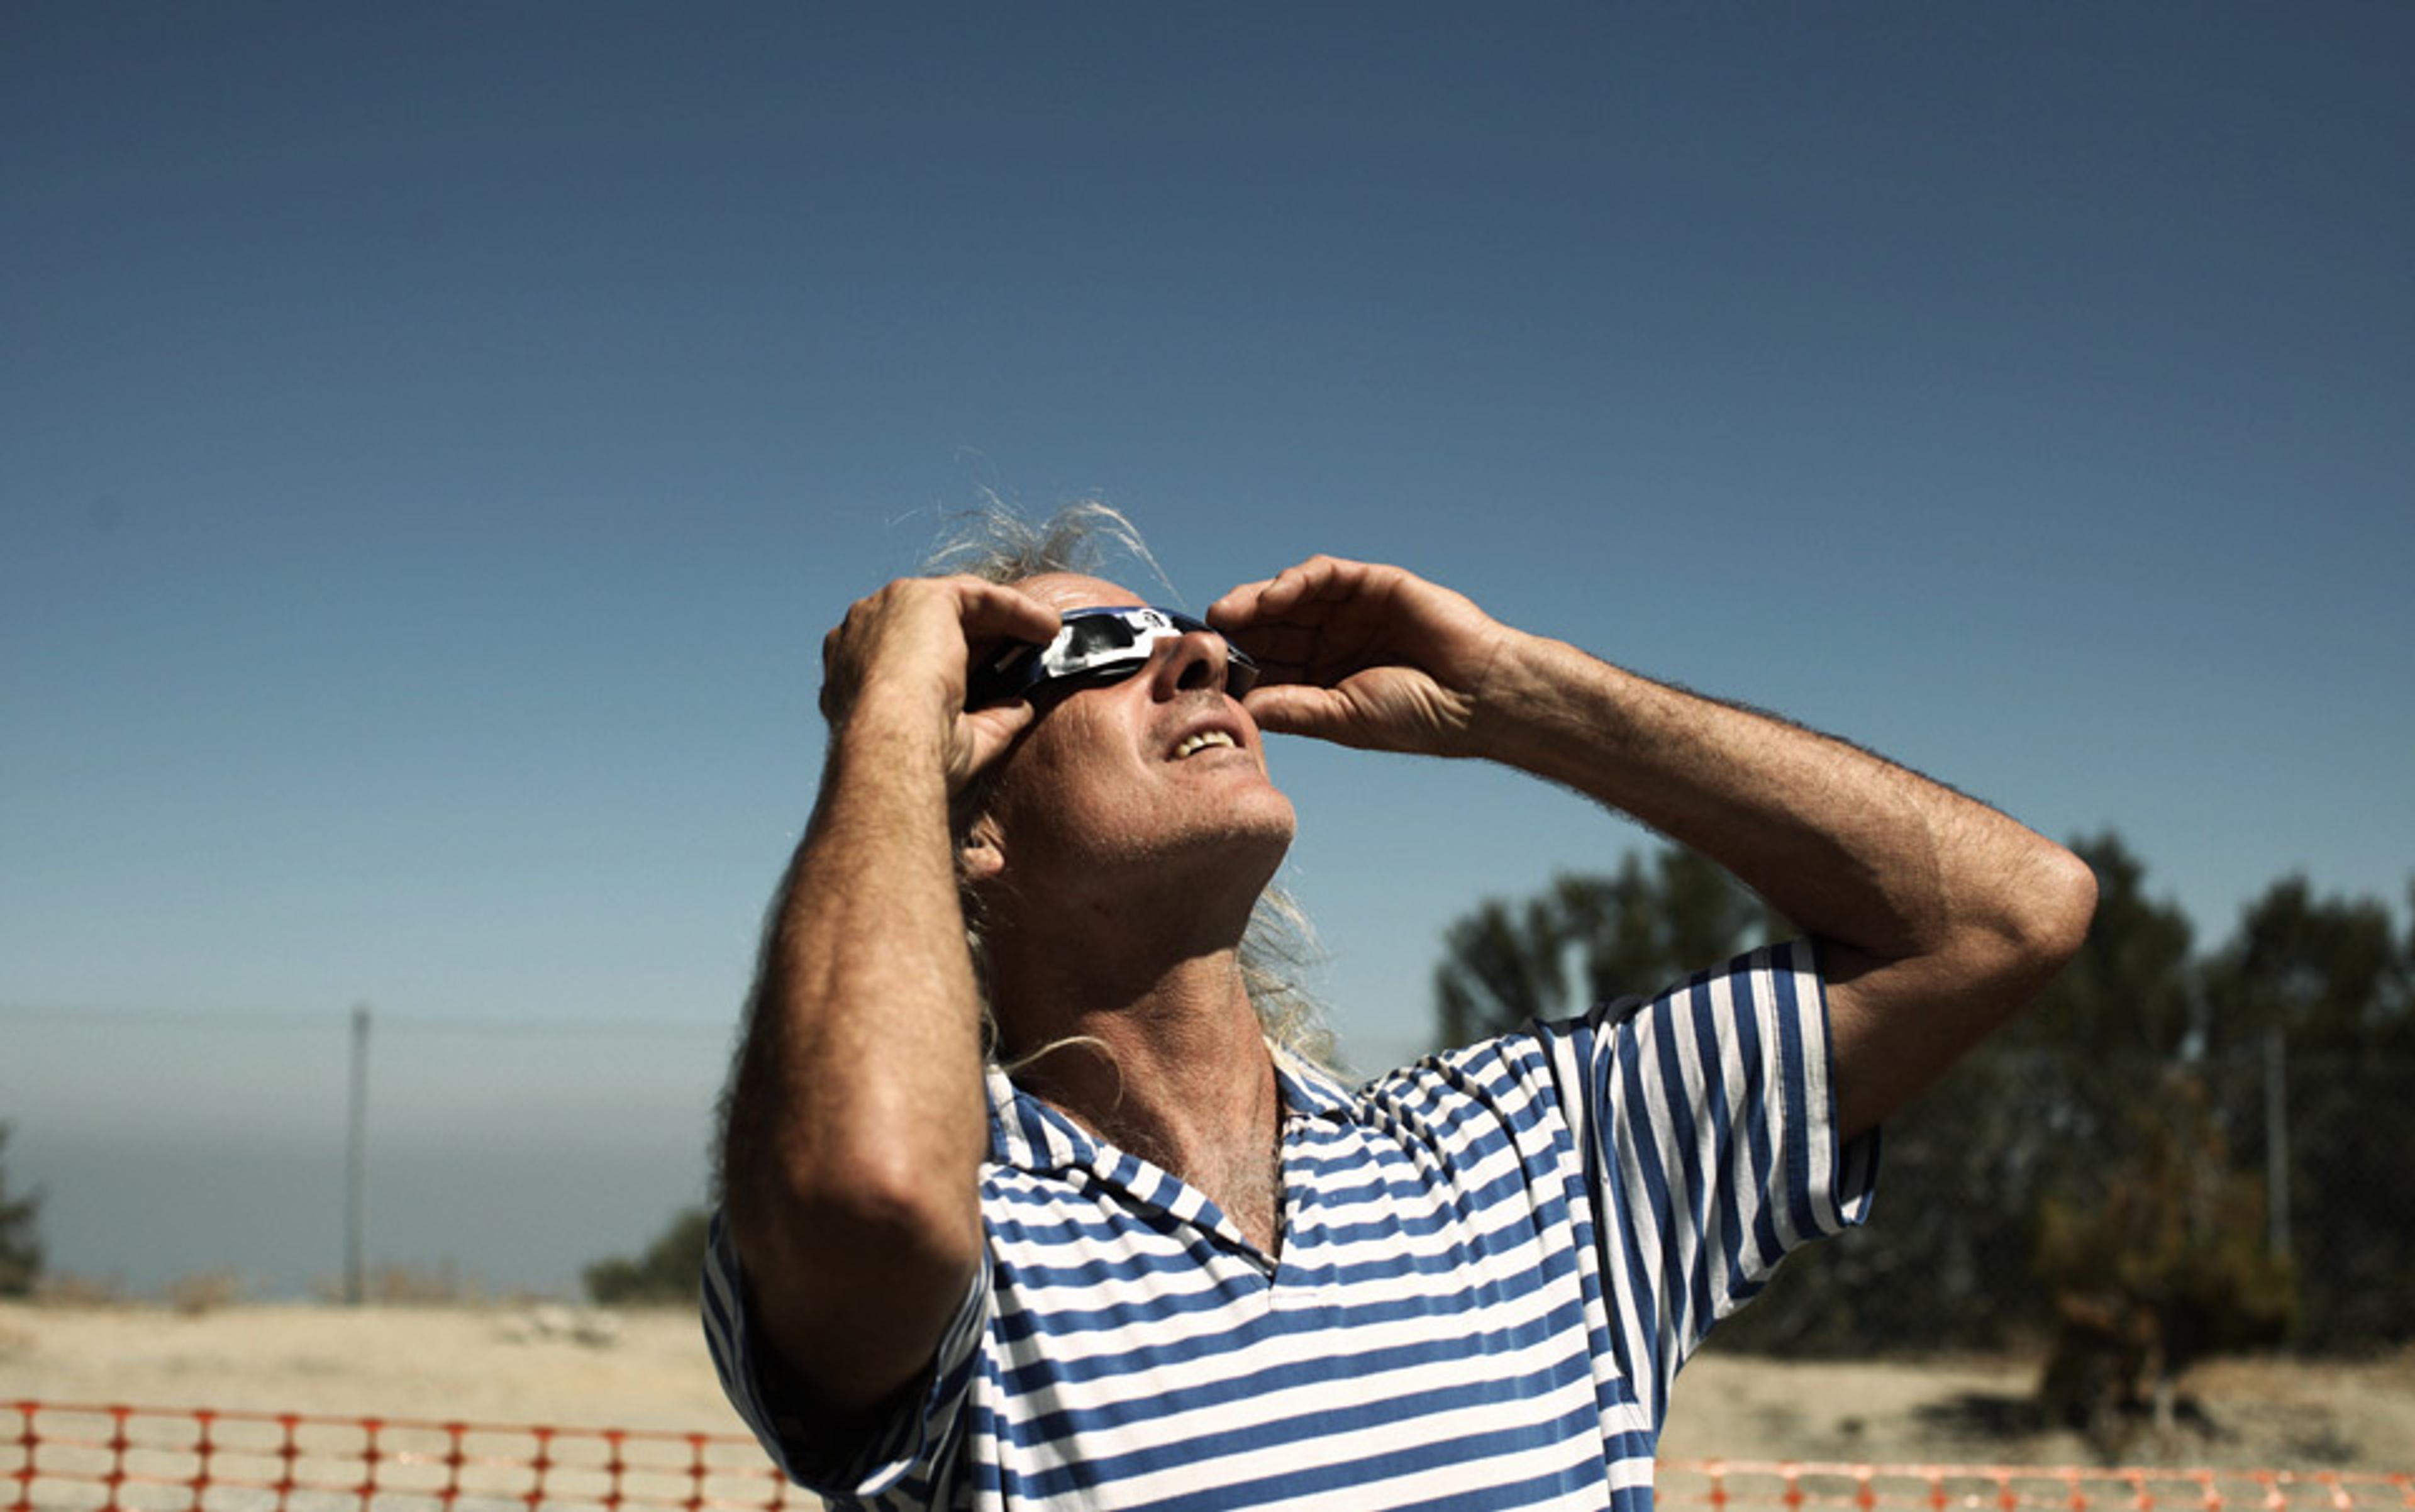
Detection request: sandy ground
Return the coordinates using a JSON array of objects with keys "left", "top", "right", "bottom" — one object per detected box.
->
[{"left": 4, "top": 1301, "right": 2410, "bottom": 1474}]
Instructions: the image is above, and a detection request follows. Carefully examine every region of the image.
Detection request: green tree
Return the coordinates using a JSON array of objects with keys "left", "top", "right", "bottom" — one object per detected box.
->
[
  {"left": 2203, "top": 874, "right": 2415, "bottom": 1349},
  {"left": 2204, "top": 875, "right": 2407, "bottom": 1046},
  {"left": 1557, "top": 848, "right": 1776, "bottom": 1010},
  {"left": 0, "top": 1122, "right": 43, "bottom": 1297},
  {"left": 2032, "top": 1070, "right": 2294, "bottom": 1459},
  {"left": 1433, "top": 847, "right": 1774, "bottom": 1047},
  {"left": 1434, "top": 893, "right": 1568, "bottom": 1047},
  {"left": 582, "top": 1206, "right": 710, "bottom": 1306}
]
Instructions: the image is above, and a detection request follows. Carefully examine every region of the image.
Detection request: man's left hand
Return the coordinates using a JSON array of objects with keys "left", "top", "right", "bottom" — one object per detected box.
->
[{"left": 1209, "top": 555, "right": 1519, "bottom": 758}]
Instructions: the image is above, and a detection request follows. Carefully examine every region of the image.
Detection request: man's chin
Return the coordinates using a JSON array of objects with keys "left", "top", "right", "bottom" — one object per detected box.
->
[
  {"left": 1145, "top": 796, "right": 1296, "bottom": 895},
  {"left": 1224, "top": 789, "right": 1298, "bottom": 857}
]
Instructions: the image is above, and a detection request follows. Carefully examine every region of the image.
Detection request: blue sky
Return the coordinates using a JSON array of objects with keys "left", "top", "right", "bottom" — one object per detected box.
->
[{"left": 3, "top": 4, "right": 2409, "bottom": 1295}]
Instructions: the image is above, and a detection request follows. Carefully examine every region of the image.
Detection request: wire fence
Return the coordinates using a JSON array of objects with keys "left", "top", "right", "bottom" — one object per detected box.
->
[{"left": 8, "top": 1404, "right": 2410, "bottom": 1512}]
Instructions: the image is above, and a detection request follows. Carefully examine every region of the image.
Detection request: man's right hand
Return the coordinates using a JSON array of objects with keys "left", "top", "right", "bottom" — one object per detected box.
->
[{"left": 818, "top": 575, "right": 1062, "bottom": 792}]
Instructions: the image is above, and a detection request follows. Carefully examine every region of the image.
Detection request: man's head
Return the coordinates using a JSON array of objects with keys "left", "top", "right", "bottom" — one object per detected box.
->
[
  {"left": 958, "top": 570, "right": 1296, "bottom": 911},
  {"left": 926, "top": 508, "right": 1328, "bottom": 1059}
]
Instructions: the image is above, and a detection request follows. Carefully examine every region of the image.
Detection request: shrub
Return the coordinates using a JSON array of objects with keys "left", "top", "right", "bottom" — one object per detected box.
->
[{"left": 583, "top": 1208, "right": 710, "bottom": 1305}]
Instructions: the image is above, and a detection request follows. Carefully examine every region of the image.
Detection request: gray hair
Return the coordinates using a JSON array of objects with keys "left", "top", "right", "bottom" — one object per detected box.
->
[{"left": 932, "top": 501, "right": 1333, "bottom": 1065}]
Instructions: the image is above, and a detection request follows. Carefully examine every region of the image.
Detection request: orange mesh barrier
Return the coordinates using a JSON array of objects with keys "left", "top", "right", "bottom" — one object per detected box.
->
[
  {"left": 1653, "top": 1462, "right": 2414, "bottom": 1512},
  {"left": 4, "top": 1403, "right": 811, "bottom": 1512},
  {"left": 7, "top": 1402, "right": 2410, "bottom": 1512}
]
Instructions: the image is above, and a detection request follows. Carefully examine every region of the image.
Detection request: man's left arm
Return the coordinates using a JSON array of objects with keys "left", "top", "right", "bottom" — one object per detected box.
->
[{"left": 1211, "top": 556, "right": 2096, "bottom": 1138}]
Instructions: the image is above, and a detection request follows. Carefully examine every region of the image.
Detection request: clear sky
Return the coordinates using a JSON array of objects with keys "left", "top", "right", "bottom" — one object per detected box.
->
[{"left": 4, "top": 4, "right": 2409, "bottom": 1296}]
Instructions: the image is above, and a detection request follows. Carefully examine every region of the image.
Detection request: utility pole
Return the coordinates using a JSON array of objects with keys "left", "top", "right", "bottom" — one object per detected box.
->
[{"left": 345, "top": 1002, "right": 370, "bottom": 1304}]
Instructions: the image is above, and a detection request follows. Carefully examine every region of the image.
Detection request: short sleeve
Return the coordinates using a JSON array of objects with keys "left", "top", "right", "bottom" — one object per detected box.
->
[
  {"left": 700, "top": 1208, "right": 991, "bottom": 1503},
  {"left": 1553, "top": 939, "right": 1879, "bottom": 1427}
]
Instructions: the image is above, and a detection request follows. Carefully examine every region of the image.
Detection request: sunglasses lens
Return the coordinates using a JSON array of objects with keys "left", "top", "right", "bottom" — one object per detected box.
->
[{"left": 1061, "top": 616, "right": 1140, "bottom": 662}]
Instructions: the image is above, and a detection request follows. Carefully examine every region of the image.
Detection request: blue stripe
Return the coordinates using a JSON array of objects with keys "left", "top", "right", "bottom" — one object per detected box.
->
[
  {"left": 1608, "top": 1003, "right": 1670, "bottom": 1398},
  {"left": 1772, "top": 950, "right": 1824, "bottom": 1244},
  {"left": 1736, "top": 956, "right": 1788, "bottom": 1285}
]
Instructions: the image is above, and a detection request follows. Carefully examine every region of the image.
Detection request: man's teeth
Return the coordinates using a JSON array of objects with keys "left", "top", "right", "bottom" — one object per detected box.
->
[{"left": 1175, "top": 730, "right": 1238, "bottom": 759}]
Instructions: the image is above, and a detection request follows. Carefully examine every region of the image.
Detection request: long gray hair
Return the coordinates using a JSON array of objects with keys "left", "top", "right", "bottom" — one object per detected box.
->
[{"left": 931, "top": 501, "right": 1331, "bottom": 1065}]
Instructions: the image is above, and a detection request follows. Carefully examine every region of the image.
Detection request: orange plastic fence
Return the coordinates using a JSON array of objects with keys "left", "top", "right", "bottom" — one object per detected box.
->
[{"left": 6, "top": 1402, "right": 2410, "bottom": 1512}]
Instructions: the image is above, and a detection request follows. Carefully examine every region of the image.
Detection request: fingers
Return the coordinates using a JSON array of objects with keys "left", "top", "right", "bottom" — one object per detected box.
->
[
  {"left": 819, "top": 575, "right": 1062, "bottom": 730},
  {"left": 1215, "top": 556, "right": 1418, "bottom": 694},
  {"left": 950, "top": 577, "right": 1062, "bottom": 647},
  {"left": 1252, "top": 555, "right": 1359, "bottom": 622},
  {"left": 1211, "top": 555, "right": 1384, "bottom": 630}
]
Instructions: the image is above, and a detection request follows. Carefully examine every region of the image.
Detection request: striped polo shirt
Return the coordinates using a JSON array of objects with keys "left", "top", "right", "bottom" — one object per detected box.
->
[{"left": 705, "top": 940, "right": 1878, "bottom": 1511}]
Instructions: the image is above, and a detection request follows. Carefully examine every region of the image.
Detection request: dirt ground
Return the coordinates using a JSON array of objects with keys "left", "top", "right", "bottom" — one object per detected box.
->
[{"left": 3, "top": 1301, "right": 2409, "bottom": 1474}]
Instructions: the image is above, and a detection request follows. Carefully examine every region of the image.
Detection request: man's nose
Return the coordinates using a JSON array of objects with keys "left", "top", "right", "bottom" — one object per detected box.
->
[{"left": 1154, "top": 630, "right": 1233, "bottom": 697}]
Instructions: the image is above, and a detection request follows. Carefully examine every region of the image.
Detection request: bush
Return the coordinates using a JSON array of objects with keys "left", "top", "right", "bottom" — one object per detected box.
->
[
  {"left": 583, "top": 1207, "right": 710, "bottom": 1305},
  {"left": 0, "top": 1123, "right": 42, "bottom": 1298}
]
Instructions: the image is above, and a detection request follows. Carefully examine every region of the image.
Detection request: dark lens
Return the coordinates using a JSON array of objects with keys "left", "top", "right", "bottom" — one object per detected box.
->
[
  {"left": 1063, "top": 616, "right": 1139, "bottom": 657},
  {"left": 1028, "top": 659, "right": 1146, "bottom": 705},
  {"left": 967, "top": 645, "right": 1040, "bottom": 706}
]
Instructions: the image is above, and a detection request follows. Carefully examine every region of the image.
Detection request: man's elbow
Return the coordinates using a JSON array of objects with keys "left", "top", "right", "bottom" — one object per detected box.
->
[
  {"left": 1981, "top": 838, "right": 2097, "bottom": 989},
  {"left": 2026, "top": 840, "right": 2098, "bottom": 965},
  {"left": 727, "top": 1139, "right": 982, "bottom": 1297},
  {"left": 721, "top": 1143, "right": 984, "bottom": 1415}
]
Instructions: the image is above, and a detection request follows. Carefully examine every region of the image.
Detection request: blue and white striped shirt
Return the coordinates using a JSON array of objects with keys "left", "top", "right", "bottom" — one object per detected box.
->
[{"left": 705, "top": 942, "right": 1878, "bottom": 1511}]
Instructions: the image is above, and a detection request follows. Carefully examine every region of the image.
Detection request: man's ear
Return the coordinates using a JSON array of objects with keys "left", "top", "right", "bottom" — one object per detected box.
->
[{"left": 960, "top": 812, "right": 1006, "bottom": 886}]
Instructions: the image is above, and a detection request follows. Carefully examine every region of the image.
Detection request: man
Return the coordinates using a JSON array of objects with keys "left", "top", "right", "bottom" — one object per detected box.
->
[{"left": 704, "top": 508, "right": 2096, "bottom": 1510}]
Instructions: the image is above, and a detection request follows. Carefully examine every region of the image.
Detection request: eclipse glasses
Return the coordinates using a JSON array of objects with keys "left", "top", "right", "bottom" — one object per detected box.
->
[{"left": 969, "top": 605, "right": 1259, "bottom": 706}]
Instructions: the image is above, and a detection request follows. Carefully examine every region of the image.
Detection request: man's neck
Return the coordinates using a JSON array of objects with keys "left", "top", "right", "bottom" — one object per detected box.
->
[{"left": 991, "top": 942, "right": 1285, "bottom": 1255}]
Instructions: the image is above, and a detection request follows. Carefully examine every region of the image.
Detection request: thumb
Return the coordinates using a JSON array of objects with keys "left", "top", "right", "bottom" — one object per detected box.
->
[{"left": 957, "top": 698, "right": 1038, "bottom": 777}]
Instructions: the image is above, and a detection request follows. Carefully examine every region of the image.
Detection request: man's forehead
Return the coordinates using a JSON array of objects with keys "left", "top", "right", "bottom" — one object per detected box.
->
[{"left": 1016, "top": 573, "right": 1145, "bottom": 613}]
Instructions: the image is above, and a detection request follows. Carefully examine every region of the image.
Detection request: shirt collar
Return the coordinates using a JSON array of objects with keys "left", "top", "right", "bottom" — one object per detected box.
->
[
  {"left": 984, "top": 1040, "right": 1358, "bottom": 1174},
  {"left": 1270, "top": 1042, "right": 1357, "bottom": 1120}
]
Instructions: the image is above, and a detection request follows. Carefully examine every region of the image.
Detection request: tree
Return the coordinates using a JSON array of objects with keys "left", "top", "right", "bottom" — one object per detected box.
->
[
  {"left": 2032, "top": 1070, "right": 2294, "bottom": 1458},
  {"left": 0, "top": 1122, "right": 42, "bottom": 1296},
  {"left": 2203, "top": 874, "right": 2415, "bottom": 1349},
  {"left": 1555, "top": 848, "right": 1776, "bottom": 1011},
  {"left": 582, "top": 1206, "right": 710, "bottom": 1306},
  {"left": 1434, "top": 893, "right": 1568, "bottom": 1047},
  {"left": 1433, "top": 846, "right": 1774, "bottom": 1047}
]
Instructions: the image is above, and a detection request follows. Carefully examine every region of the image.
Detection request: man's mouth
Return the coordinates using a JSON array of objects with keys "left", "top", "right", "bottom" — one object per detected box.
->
[{"left": 1173, "top": 730, "right": 1239, "bottom": 759}]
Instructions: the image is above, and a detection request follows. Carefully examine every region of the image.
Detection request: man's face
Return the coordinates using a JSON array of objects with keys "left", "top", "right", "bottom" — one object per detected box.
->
[{"left": 972, "top": 572, "right": 1296, "bottom": 899}]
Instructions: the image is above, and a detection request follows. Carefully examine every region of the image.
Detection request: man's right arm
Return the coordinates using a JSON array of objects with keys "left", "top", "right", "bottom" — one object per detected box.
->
[{"left": 717, "top": 577, "right": 1056, "bottom": 1422}]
